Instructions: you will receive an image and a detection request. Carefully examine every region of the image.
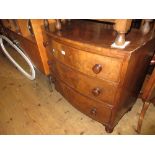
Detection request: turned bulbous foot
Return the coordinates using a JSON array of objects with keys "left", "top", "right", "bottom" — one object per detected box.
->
[
  {"left": 105, "top": 126, "right": 114, "bottom": 133},
  {"left": 128, "top": 107, "right": 132, "bottom": 112},
  {"left": 115, "top": 33, "right": 125, "bottom": 46}
]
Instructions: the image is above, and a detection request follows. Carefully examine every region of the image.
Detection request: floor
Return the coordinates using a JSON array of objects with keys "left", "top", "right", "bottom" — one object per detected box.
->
[{"left": 0, "top": 47, "right": 155, "bottom": 135}]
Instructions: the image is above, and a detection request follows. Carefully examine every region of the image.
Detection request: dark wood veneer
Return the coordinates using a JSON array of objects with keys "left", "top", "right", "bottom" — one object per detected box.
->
[{"left": 42, "top": 20, "right": 155, "bottom": 133}]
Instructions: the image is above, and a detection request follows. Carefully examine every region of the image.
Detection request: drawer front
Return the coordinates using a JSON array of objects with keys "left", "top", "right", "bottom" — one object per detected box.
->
[
  {"left": 55, "top": 79, "right": 112, "bottom": 124},
  {"left": 51, "top": 61, "right": 117, "bottom": 105},
  {"left": 51, "top": 40, "right": 122, "bottom": 82}
]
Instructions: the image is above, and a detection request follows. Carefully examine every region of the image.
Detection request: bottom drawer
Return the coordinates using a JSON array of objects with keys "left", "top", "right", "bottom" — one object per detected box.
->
[{"left": 55, "top": 79, "right": 112, "bottom": 124}]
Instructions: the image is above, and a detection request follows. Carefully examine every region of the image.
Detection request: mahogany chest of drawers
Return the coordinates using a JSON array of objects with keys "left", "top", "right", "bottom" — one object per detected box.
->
[{"left": 42, "top": 20, "right": 155, "bottom": 133}]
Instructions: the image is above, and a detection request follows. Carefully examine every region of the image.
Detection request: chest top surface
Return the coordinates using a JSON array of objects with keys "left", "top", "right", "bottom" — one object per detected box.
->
[{"left": 44, "top": 20, "right": 154, "bottom": 55}]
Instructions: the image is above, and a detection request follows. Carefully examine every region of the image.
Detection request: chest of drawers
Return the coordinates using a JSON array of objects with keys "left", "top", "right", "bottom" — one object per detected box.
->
[{"left": 43, "top": 20, "right": 155, "bottom": 133}]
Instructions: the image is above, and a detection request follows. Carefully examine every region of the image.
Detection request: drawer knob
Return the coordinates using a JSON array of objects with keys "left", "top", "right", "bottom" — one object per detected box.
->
[
  {"left": 150, "top": 60, "right": 155, "bottom": 65},
  {"left": 150, "top": 56, "right": 155, "bottom": 65},
  {"left": 90, "top": 108, "right": 97, "bottom": 116},
  {"left": 92, "top": 64, "right": 102, "bottom": 74},
  {"left": 92, "top": 88, "right": 101, "bottom": 96},
  {"left": 43, "top": 41, "right": 49, "bottom": 47},
  {"left": 61, "top": 50, "right": 65, "bottom": 55}
]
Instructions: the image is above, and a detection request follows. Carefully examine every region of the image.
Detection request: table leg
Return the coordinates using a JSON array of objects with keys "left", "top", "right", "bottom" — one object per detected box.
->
[{"left": 137, "top": 101, "right": 150, "bottom": 133}]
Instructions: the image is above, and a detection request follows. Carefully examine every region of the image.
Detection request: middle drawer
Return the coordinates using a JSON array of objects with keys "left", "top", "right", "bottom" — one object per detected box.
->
[{"left": 51, "top": 60, "right": 117, "bottom": 105}]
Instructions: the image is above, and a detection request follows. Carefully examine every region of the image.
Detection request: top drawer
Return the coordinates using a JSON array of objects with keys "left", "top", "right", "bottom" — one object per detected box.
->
[
  {"left": 52, "top": 40, "right": 122, "bottom": 82},
  {"left": 50, "top": 40, "right": 123, "bottom": 82}
]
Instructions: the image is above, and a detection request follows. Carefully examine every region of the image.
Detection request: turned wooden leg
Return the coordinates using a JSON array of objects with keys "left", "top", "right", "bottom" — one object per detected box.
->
[
  {"left": 105, "top": 125, "right": 114, "bottom": 133},
  {"left": 141, "top": 19, "right": 153, "bottom": 35},
  {"left": 137, "top": 101, "right": 150, "bottom": 133},
  {"left": 113, "top": 20, "right": 132, "bottom": 46},
  {"left": 114, "top": 33, "right": 125, "bottom": 46},
  {"left": 56, "top": 19, "right": 61, "bottom": 31}
]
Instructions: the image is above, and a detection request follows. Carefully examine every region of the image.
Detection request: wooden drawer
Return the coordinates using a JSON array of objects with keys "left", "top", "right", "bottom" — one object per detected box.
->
[
  {"left": 51, "top": 40, "right": 123, "bottom": 82},
  {"left": 55, "top": 79, "right": 112, "bottom": 124},
  {"left": 51, "top": 60, "right": 117, "bottom": 105}
]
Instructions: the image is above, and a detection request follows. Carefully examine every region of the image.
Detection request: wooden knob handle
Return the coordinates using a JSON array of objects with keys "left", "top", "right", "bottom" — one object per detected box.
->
[
  {"left": 43, "top": 41, "right": 49, "bottom": 47},
  {"left": 92, "top": 88, "right": 101, "bottom": 96},
  {"left": 150, "top": 55, "right": 155, "bottom": 65},
  {"left": 90, "top": 108, "right": 97, "bottom": 116},
  {"left": 150, "top": 60, "right": 155, "bottom": 65},
  {"left": 92, "top": 64, "right": 102, "bottom": 74}
]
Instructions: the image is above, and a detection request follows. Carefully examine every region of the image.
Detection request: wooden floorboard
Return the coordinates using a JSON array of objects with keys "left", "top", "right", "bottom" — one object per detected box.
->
[{"left": 0, "top": 49, "right": 155, "bottom": 135}]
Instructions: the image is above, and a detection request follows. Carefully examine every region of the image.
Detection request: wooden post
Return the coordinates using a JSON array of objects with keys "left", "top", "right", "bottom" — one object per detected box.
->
[
  {"left": 141, "top": 19, "right": 153, "bottom": 35},
  {"left": 55, "top": 19, "right": 61, "bottom": 30},
  {"left": 114, "top": 19, "right": 132, "bottom": 46}
]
